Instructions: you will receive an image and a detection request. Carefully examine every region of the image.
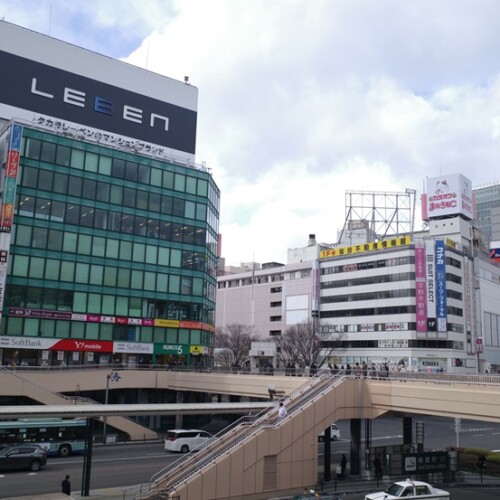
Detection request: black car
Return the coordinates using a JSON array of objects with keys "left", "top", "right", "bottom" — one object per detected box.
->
[{"left": 0, "top": 445, "right": 48, "bottom": 472}]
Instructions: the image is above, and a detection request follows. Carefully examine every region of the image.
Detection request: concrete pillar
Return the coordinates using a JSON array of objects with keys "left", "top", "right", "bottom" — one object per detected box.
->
[
  {"left": 403, "top": 416, "right": 413, "bottom": 444},
  {"left": 350, "top": 418, "right": 362, "bottom": 475},
  {"left": 175, "top": 392, "right": 185, "bottom": 428},
  {"left": 323, "top": 425, "right": 332, "bottom": 482}
]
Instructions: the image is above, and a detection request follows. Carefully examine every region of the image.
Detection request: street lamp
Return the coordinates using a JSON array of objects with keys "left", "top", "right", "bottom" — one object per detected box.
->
[{"left": 102, "top": 373, "right": 111, "bottom": 444}]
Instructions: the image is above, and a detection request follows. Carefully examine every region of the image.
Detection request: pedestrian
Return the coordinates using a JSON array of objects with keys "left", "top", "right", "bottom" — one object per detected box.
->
[
  {"left": 373, "top": 454, "right": 383, "bottom": 483},
  {"left": 61, "top": 475, "right": 71, "bottom": 496},
  {"left": 341, "top": 453, "right": 347, "bottom": 479},
  {"left": 278, "top": 402, "right": 287, "bottom": 420}
]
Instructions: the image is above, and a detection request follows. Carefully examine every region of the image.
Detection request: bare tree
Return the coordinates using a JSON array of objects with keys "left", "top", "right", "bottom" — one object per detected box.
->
[
  {"left": 277, "top": 320, "right": 343, "bottom": 368},
  {"left": 214, "top": 323, "right": 255, "bottom": 367}
]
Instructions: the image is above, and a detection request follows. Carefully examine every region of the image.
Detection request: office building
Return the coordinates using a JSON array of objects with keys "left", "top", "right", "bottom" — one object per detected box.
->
[
  {"left": 217, "top": 175, "right": 500, "bottom": 373},
  {"left": 0, "top": 22, "right": 219, "bottom": 368}
]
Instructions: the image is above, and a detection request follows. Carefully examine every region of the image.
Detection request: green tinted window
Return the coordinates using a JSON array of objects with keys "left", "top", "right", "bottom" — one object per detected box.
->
[
  {"left": 93, "top": 237, "right": 106, "bottom": 257},
  {"left": 119, "top": 241, "right": 132, "bottom": 261},
  {"left": 60, "top": 261, "right": 75, "bottom": 281},
  {"left": 102, "top": 295, "right": 115, "bottom": 315},
  {"left": 13, "top": 255, "right": 29, "bottom": 276},
  {"left": 45, "top": 259, "right": 60, "bottom": 280},
  {"left": 88, "top": 293, "right": 101, "bottom": 313},
  {"left": 63, "top": 233, "right": 78, "bottom": 253},
  {"left": 99, "top": 156, "right": 112, "bottom": 175},
  {"left": 163, "top": 171, "right": 174, "bottom": 189},
  {"left": 106, "top": 239, "right": 119, "bottom": 259},
  {"left": 75, "top": 263, "right": 89, "bottom": 283},
  {"left": 145, "top": 245, "right": 157, "bottom": 264},
  {"left": 132, "top": 243, "right": 145, "bottom": 262},
  {"left": 86, "top": 322, "right": 99, "bottom": 339},
  {"left": 29, "top": 257, "right": 44, "bottom": 279},
  {"left": 157, "top": 274, "right": 168, "bottom": 292},
  {"left": 78, "top": 234, "right": 92, "bottom": 255},
  {"left": 193, "top": 278, "right": 203, "bottom": 296},
  {"left": 85, "top": 152, "right": 98, "bottom": 172},
  {"left": 185, "top": 201, "right": 195, "bottom": 219},
  {"left": 197, "top": 179, "right": 208, "bottom": 196},
  {"left": 131, "top": 270, "right": 143, "bottom": 289},
  {"left": 116, "top": 296, "right": 128, "bottom": 315},
  {"left": 171, "top": 249, "right": 181, "bottom": 267},
  {"left": 104, "top": 267, "right": 117, "bottom": 287},
  {"left": 73, "top": 292, "right": 87, "bottom": 312},
  {"left": 169, "top": 275, "right": 180, "bottom": 293},
  {"left": 71, "top": 149, "right": 85, "bottom": 169},
  {"left": 100, "top": 323, "right": 113, "bottom": 340},
  {"left": 186, "top": 176, "right": 197, "bottom": 194},
  {"left": 15, "top": 225, "right": 32, "bottom": 246},
  {"left": 117, "top": 268, "right": 130, "bottom": 288},
  {"left": 90, "top": 265, "right": 103, "bottom": 285},
  {"left": 129, "top": 298, "right": 142, "bottom": 316},
  {"left": 71, "top": 322, "right": 85, "bottom": 338},
  {"left": 174, "top": 173, "right": 186, "bottom": 192},
  {"left": 144, "top": 272, "right": 156, "bottom": 291},
  {"left": 56, "top": 146, "right": 71, "bottom": 167},
  {"left": 158, "top": 247, "right": 170, "bottom": 265},
  {"left": 151, "top": 168, "right": 162, "bottom": 186}
]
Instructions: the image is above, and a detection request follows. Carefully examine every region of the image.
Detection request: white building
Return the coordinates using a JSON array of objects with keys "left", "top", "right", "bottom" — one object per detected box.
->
[{"left": 217, "top": 176, "right": 500, "bottom": 373}]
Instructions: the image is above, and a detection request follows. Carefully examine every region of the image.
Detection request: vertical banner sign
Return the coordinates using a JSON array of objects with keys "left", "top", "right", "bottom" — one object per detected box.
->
[
  {"left": 1, "top": 123, "right": 22, "bottom": 232},
  {"left": 0, "top": 124, "right": 23, "bottom": 321},
  {"left": 425, "top": 239, "right": 437, "bottom": 333},
  {"left": 311, "top": 260, "right": 320, "bottom": 316},
  {"left": 463, "top": 259, "right": 473, "bottom": 354},
  {"left": 415, "top": 240, "right": 427, "bottom": 334},
  {"left": 435, "top": 240, "right": 447, "bottom": 333}
]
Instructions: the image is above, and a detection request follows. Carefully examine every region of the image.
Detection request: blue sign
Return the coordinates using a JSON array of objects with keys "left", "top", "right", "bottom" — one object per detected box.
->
[
  {"left": 9, "top": 124, "right": 23, "bottom": 151},
  {"left": 435, "top": 240, "right": 447, "bottom": 332}
]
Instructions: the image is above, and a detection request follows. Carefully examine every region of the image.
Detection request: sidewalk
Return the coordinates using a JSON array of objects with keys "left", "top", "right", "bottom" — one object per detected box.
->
[{"left": 2, "top": 485, "right": 138, "bottom": 500}]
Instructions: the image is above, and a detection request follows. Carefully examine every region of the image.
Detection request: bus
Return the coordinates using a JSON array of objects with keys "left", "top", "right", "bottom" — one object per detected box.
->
[{"left": 0, "top": 418, "right": 87, "bottom": 457}]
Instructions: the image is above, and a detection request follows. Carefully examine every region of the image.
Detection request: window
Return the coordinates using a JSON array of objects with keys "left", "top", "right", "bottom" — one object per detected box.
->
[
  {"left": 270, "top": 316, "right": 282, "bottom": 322},
  {"left": 270, "top": 301, "right": 282, "bottom": 307}
]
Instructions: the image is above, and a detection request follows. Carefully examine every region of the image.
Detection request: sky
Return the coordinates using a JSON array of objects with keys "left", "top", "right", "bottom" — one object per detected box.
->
[{"left": 2, "top": 0, "right": 500, "bottom": 266}]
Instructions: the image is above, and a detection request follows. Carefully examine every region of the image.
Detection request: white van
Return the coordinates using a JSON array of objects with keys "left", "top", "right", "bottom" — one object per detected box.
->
[
  {"left": 318, "top": 424, "right": 341, "bottom": 442},
  {"left": 164, "top": 429, "right": 213, "bottom": 453}
]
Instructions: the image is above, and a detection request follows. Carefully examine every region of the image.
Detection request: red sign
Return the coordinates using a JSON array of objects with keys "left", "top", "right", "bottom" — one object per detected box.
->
[
  {"left": 476, "top": 338, "right": 483, "bottom": 353},
  {"left": 51, "top": 339, "right": 113, "bottom": 352},
  {"left": 7, "top": 150, "right": 20, "bottom": 177}
]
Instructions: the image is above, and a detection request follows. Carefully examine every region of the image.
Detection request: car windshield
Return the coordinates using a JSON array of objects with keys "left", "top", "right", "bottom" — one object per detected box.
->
[{"left": 384, "top": 483, "right": 405, "bottom": 496}]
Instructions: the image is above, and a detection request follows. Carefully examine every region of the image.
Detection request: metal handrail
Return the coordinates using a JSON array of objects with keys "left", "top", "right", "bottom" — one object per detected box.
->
[{"left": 141, "top": 373, "right": 346, "bottom": 499}]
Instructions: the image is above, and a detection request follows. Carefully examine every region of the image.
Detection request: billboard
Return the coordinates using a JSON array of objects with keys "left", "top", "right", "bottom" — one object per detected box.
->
[
  {"left": 414, "top": 240, "right": 427, "bottom": 333},
  {"left": 0, "top": 22, "right": 197, "bottom": 158},
  {"left": 435, "top": 240, "right": 447, "bottom": 332},
  {"left": 425, "top": 174, "right": 473, "bottom": 220}
]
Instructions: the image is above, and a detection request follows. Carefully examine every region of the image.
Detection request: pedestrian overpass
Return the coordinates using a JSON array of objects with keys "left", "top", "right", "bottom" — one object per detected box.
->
[{"left": 1, "top": 368, "right": 500, "bottom": 499}]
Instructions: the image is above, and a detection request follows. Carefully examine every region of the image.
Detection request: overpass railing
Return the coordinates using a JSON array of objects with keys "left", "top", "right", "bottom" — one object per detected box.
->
[{"left": 142, "top": 372, "right": 347, "bottom": 499}]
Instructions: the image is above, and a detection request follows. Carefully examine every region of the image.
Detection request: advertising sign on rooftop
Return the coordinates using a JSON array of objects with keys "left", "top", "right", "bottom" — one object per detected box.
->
[
  {"left": 425, "top": 173, "right": 473, "bottom": 220},
  {"left": 0, "top": 22, "right": 197, "bottom": 158}
]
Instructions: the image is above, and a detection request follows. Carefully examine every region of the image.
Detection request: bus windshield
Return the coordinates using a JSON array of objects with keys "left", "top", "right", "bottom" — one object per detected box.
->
[{"left": 0, "top": 418, "right": 87, "bottom": 457}]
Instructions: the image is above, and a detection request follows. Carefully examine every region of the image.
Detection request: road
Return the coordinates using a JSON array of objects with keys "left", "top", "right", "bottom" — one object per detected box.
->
[
  {"left": 1, "top": 415, "right": 500, "bottom": 497},
  {"left": 0, "top": 441, "right": 171, "bottom": 498},
  {"left": 336, "top": 486, "right": 500, "bottom": 499}
]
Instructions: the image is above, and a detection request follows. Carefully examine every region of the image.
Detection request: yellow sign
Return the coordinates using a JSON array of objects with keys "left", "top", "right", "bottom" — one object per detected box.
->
[
  {"left": 190, "top": 345, "right": 203, "bottom": 354},
  {"left": 154, "top": 319, "right": 180, "bottom": 328},
  {"left": 320, "top": 236, "right": 412, "bottom": 259}
]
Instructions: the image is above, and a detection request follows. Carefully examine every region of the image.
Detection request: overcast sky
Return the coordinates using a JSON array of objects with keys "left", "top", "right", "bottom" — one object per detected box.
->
[{"left": 2, "top": 0, "right": 500, "bottom": 266}]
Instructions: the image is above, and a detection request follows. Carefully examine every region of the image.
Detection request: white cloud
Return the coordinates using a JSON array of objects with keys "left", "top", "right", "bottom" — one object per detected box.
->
[{"left": 4, "top": 0, "right": 500, "bottom": 266}]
